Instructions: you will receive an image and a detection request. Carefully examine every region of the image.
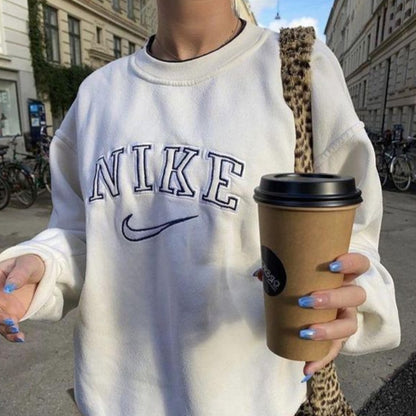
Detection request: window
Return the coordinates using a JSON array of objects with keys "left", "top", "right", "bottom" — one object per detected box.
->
[
  {"left": 127, "top": 0, "right": 135, "bottom": 19},
  {"left": 68, "top": 17, "right": 81, "bottom": 66},
  {"left": 112, "top": 0, "right": 120, "bottom": 11},
  {"left": 96, "top": 27, "right": 102, "bottom": 44},
  {"left": 44, "top": 6, "right": 60, "bottom": 63},
  {"left": 129, "top": 42, "right": 136, "bottom": 54},
  {"left": 114, "top": 36, "right": 122, "bottom": 58},
  {"left": 0, "top": 80, "right": 21, "bottom": 136},
  {"left": 367, "top": 33, "right": 372, "bottom": 56}
]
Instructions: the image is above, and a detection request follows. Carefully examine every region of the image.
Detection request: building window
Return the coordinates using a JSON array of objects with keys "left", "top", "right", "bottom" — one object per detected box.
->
[
  {"left": 68, "top": 17, "right": 81, "bottom": 66},
  {"left": 114, "top": 36, "right": 122, "bottom": 58},
  {"left": 405, "top": 8, "right": 411, "bottom": 17},
  {"left": 96, "top": 27, "right": 102, "bottom": 44},
  {"left": 0, "top": 80, "right": 21, "bottom": 136},
  {"left": 112, "top": 0, "right": 120, "bottom": 11},
  {"left": 129, "top": 42, "right": 136, "bottom": 54},
  {"left": 127, "top": 0, "right": 135, "bottom": 19},
  {"left": 44, "top": 6, "right": 60, "bottom": 63}
]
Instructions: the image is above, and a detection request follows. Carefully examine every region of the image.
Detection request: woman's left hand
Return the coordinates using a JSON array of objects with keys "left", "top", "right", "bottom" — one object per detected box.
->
[
  {"left": 254, "top": 252, "right": 369, "bottom": 380},
  {"left": 298, "top": 252, "right": 369, "bottom": 379}
]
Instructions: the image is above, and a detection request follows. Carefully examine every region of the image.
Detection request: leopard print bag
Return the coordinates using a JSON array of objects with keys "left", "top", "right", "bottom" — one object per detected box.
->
[{"left": 279, "top": 27, "right": 356, "bottom": 416}]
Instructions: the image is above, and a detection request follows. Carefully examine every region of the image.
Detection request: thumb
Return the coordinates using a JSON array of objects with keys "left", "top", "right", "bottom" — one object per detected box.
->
[{"left": 2, "top": 255, "right": 45, "bottom": 294}]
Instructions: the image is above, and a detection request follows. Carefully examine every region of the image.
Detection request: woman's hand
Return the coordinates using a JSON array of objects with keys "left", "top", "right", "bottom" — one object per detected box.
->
[
  {"left": 299, "top": 253, "right": 369, "bottom": 379},
  {"left": 254, "top": 252, "right": 369, "bottom": 380},
  {"left": 0, "top": 254, "right": 45, "bottom": 343}
]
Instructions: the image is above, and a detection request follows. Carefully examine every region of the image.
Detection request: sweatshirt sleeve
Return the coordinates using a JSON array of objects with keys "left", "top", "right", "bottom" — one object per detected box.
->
[
  {"left": 310, "top": 40, "right": 401, "bottom": 354},
  {"left": 0, "top": 100, "right": 86, "bottom": 321}
]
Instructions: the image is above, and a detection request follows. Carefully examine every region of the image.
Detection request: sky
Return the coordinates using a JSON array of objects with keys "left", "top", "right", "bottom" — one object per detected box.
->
[{"left": 248, "top": 0, "right": 335, "bottom": 41}]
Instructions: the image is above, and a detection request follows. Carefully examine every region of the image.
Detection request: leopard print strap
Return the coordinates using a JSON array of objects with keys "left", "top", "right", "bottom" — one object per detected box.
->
[
  {"left": 279, "top": 27, "right": 357, "bottom": 416},
  {"left": 279, "top": 26, "right": 315, "bottom": 174}
]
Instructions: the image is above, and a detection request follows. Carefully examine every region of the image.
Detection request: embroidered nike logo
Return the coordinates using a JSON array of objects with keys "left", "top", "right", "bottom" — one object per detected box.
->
[{"left": 121, "top": 214, "right": 199, "bottom": 242}]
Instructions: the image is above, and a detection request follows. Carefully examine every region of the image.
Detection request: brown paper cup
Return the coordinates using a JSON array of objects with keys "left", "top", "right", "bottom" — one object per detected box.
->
[
  {"left": 253, "top": 173, "right": 362, "bottom": 362},
  {"left": 258, "top": 203, "right": 358, "bottom": 361}
]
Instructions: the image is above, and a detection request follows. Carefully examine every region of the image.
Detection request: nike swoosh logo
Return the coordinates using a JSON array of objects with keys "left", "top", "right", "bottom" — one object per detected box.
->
[{"left": 121, "top": 214, "right": 199, "bottom": 242}]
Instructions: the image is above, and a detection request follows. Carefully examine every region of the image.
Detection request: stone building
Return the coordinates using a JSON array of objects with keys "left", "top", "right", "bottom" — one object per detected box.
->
[
  {"left": 0, "top": 0, "right": 37, "bottom": 137},
  {"left": 325, "top": 0, "right": 416, "bottom": 137}
]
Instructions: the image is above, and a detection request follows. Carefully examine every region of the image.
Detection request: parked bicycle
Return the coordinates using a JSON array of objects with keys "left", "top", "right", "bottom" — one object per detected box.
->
[
  {"left": 19, "top": 128, "right": 52, "bottom": 194},
  {"left": 0, "top": 175, "right": 10, "bottom": 210},
  {"left": 390, "top": 136, "right": 416, "bottom": 191},
  {"left": 0, "top": 135, "right": 37, "bottom": 208},
  {"left": 374, "top": 135, "right": 397, "bottom": 187}
]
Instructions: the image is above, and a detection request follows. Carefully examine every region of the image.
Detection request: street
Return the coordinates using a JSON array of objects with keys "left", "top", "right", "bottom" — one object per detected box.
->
[{"left": 0, "top": 187, "right": 415, "bottom": 415}]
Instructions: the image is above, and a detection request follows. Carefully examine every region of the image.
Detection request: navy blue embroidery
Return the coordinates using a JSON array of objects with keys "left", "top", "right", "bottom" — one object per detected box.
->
[
  {"left": 202, "top": 151, "right": 245, "bottom": 210},
  {"left": 132, "top": 144, "right": 153, "bottom": 193},
  {"left": 121, "top": 214, "right": 199, "bottom": 242},
  {"left": 89, "top": 148, "right": 124, "bottom": 202},
  {"left": 159, "top": 146, "right": 199, "bottom": 197}
]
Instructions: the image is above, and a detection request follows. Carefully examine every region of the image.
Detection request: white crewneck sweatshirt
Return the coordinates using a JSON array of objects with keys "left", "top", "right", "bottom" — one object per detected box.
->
[{"left": 0, "top": 22, "right": 400, "bottom": 416}]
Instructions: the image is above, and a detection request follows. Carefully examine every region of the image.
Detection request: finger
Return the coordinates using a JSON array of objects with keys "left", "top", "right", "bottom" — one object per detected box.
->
[
  {"left": 0, "top": 258, "right": 17, "bottom": 287},
  {"left": 0, "top": 315, "right": 24, "bottom": 343},
  {"left": 3, "top": 255, "right": 45, "bottom": 294},
  {"left": 299, "top": 284, "right": 367, "bottom": 310},
  {"left": 329, "top": 253, "right": 370, "bottom": 278},
  {"left": 303, "top": 338, "right": 346, "bottom": 376},
  {"left": 300, "top": 307, "right": 358, "bottom": 341}
]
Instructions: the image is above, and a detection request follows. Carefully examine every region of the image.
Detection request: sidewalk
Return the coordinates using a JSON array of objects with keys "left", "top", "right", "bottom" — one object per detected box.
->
[{"left": 0, "top": 188, "right": 415, "bottom": 415}]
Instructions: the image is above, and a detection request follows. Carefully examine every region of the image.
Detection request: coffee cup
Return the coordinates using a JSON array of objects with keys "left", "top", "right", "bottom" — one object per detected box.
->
[{"left": 253, "top": 173, "right": 362, "bottom": 361}]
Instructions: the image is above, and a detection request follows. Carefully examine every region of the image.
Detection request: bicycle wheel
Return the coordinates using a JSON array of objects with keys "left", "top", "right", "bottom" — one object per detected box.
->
[
  {"left": 41, "top": 162, "right": 51, "bottom": 193},
  {"left": 0, "top": 176, "right": 10, "bottom": 210},
  {"left": 391, "top": 156, "right": 412, "bottom": 191},
  {"left": 6, "top": 164, "right": 37, "bottom": 208},
  {"left": 375, "top": 153, "right": 389, "bottom": 187}
]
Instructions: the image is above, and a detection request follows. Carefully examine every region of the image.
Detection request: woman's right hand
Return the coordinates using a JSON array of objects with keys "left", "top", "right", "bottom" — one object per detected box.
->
[{"left": 0, "top": 254, "right": 45, "bottom": 342}]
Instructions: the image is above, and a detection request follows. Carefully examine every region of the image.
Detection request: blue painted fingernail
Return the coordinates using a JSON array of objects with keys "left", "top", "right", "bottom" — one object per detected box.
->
[
  {"left": 299, "top": 329, "right": 316, "bottom": 339},
  {"left": 3, "top": 319, "right": 15, "bottom": 326},
  {"left": 298, "top": 296, "right": 315, "bottom": 308},
  {"left": 301, "top": 374, "right": 314, "bottom": 383},
  {"left": 15, "top": 337, "right": 24, "bottom": 343},
  {"left": 9, "top": 326, "right": 19, "bottom": 334},
  {"left": 329, "top": 261, "right": 343, "bottom": 272},
  {"left": 3, "top": 283, "right": 17, "bottom": 294}
]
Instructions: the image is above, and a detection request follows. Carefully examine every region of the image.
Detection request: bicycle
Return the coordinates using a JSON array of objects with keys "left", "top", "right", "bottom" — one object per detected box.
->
[
  {"left": 19, "top": 129, "right": 52, "bottom": 194},
  {"left": 374, "top": 135, "right": 397, "bottom": 187},
  {"left": 390, "top": 136, "right": 416, "bottom": 192},
  {"left": 0, "top": 135, "right": 37, "bottom": 208},
  {"left": 0, "top": 174, "right": 10, "bottom": 210}
]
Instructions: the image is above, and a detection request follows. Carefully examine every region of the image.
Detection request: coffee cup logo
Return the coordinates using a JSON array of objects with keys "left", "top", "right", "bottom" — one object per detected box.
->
[{"left": 261, "top": 246, "right": 286, "bottom": 296}]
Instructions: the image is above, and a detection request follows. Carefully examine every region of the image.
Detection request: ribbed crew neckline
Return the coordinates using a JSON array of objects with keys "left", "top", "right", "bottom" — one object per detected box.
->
[{"left": 131, "top": 21, "right": 268, "bottom": 85}]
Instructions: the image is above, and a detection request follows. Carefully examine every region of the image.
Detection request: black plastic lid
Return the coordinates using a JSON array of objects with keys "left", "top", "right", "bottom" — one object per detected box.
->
[{"left": 253, "top": 173, "right": 362, "bottom": 208}]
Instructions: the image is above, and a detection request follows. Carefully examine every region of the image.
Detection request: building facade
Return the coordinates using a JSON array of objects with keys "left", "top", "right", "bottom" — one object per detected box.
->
[
  {"left": 325, "top": 0, "right": 416, "bottom": 137},
  {"left": 0, "top": 0, "right": 37, "bottom": 138}
]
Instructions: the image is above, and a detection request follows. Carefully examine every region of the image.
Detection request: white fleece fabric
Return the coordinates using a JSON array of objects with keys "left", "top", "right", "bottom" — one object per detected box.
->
[{"left": 0, "top": 22, "right": 400, "bottom": 416}]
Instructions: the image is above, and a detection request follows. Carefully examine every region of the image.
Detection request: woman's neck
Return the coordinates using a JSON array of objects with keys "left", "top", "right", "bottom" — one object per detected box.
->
[{"left": 153, "top": 0, "right": 239, "bottom": 61}]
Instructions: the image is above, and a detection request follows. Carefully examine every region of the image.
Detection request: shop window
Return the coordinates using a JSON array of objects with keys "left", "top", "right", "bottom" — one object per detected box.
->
[
  {"left": 44, "top": 6, "right": 60, "bottom": 63},
  {"left": 0, "top": 80, "right": 21, "bottom": 136},
  {"left": 68, "top": 17, "right": 81, "bottom": 66},
  {"left": 114, "top": 36, "right": 122, "bottom": 58}
]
